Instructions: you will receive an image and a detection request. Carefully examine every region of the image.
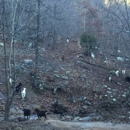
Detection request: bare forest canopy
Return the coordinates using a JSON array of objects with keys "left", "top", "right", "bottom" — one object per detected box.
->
[
  {"left": 0, "top": 0, "right": 130, "bottom": 48},
  {"left": 105, "top": 0, "right": 130, "bottom": 5}
]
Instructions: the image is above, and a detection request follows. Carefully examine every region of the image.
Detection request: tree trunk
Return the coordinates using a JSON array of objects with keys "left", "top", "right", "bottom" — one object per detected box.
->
[
  {"left": 33, "top": 0, "right": 40, "bottom": 89},
  {"left": 52, "top": 4, "right": 57, "bottom": 50},
  {"left": 2, "top": 0, "right": 10, "bottom": 121},
  {"left": 2, "top": 0, "right": 18, "bottom": 120},
  {"left": 4, "top": 98, "right": 10, "bottom": 121}
]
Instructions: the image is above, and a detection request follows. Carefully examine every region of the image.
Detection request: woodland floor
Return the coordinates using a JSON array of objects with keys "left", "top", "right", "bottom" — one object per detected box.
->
[
  {"left": 0, "top": 39, "right": 130, "bottom": 129},
  {"left": 1, "top": 118, "right": 130, "bottom": 130}
]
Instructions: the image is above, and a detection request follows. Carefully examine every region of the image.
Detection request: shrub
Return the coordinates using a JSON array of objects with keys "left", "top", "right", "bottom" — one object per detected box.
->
[{"left": 80, "top": 32, "right": 97, "bottom": 55}]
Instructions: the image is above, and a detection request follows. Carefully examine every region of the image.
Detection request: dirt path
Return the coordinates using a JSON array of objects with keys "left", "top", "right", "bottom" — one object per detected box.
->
[
  {"left": 45, "top": 119, "right": 130, "bottom": 130},
  {"left": 1, "top": 116, "right": 130, "bottom": 130}
]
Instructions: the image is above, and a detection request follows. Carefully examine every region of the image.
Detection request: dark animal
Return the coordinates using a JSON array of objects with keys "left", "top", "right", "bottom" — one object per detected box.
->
[
  {"left": 125, "top": 77, "right": 130, "bottom": 83},
  {"left": 22, "top": 109, "right": 31, "bottom": 119},
  {"left": 78, "top": 109, "right": 88, "bottom": 115},
  {"left": 34, "top": 108, "right": 47, "bottom": 118},
  {"left": 53, "top": 109, "right": 64, "bottom": 116},
  {"left": 52, "top": 100, "right": 68, "bottom": 116},
  {"left": 15, "top": 83, "right": 22, "bottom": 93},
  {"left": 52, "top": 100, "right": 59, "bottom": 108},
  {"left": 53, "top": 88, "right": 62, "bottom": 95}
]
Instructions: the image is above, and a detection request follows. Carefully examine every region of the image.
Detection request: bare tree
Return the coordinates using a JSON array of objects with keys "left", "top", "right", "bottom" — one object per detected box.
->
[
  {"left": 1, "top": 0, "right": 19, "bottom": 121},
  {"left": 100, "top": 0, "right": 130, "bottom": 56},
  {"left": 0, "top": 0, "right": 37, "bottom": 120},
  {"left": 32, "top": 0, "right": 41, "bottom": 89}
]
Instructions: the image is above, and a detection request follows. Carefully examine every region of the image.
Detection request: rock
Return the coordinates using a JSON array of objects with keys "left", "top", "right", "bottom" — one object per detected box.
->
[
  {"left": 117, "top": 57, "right": 124, "bottom": 62},
  {"left": 80, "top": 75, "right": 87, "bottom": 79},
  {"left": 82, "top": 105, "right": 88, "bottom": 110},
  {"left": 61, "top": 76, "right": 68, "bottom": 80},
  {"left": 77, "top": 54, "right": 84, "bottom": 58},
  {"left": 0, "top": 116, "right": 4, "bottom": 121},
  {"left": 93, "top": 86, "right": 102, "bottom": 95},
  {"left": 10, "top": 108, "right": 17, "bottom": 115},
  {"left": 107, "top": 87, "right": 111, "bottom": 90},
  {"left": 66, "top": 71, "right": 71, "bottom": 74},
  {"left": 39, "top": 84, "right": 44, "bottom": 90},
  {"left": 60, "top": 67, "right": 65, "bottom": 70},
  {"left": 54, "top": 74, "right": 60, "bottom": 78},
  {"left": 79, "top": 116, "right": 91, "bottom": 121},
  {"left": 93, "top": 115, "right": 103, "bottom": 121},
  {"left": 15, "top": 64, "right": 25, "bottom": 73},
  {"left": 23, "top": 59, "right": 33, "bottom": 64},
  {"left": 0, "top": 92, "right": 6, "bottom": 100},
  {"left": 40, "top": 47, "right": 45, "bottom": 52},
  {"left": 122, "top": 94, "right": 126, "bottom": 97},
  {"left": 28, "top": 42, "right": 33, "bottom": 47},
  {"left": 117, "top": 82, "right": 122, "bottom": 86},
  {"left": 103, "top": 85, "right": 108, "bottom": 88},
  {"left": 1, "top": 101, "right": 5, "bottom": 105},
  {"left": 73, "top": 116, "right": 80, "bottom": 121},
  {"left": 15, "top": 127, "right": 22, "bottom": 130},
  {"left": 78, "top": 97, "right": 83, "bottom": 102},
  {"left": 84, "top": 100, "right": 91, "bottom": 106},
  {"left": 118, "top": 115, "right": 126, "bottom": 119},
  {"left": 82, "top": 86, "right": 88, "bottom": 89},
  {"left": 54, "top": 70, "right": 59, "bottom": 73},
  {"left": 0, "top": 105, "right": 5, "bottom": 111},
  {"left": 112, "top": 98, "right": 116, "bottom": 102},
  {"left": 82, "top": 97, "right": 87, "bottom": 101},
  {"left": 71, "top": 96, "right": 76, "bottom": 103},
  {"left": 86, "top": 82, "right": 91, "bottom": 85},
  {"left": 79, "top": 115, "right": 103, "bottom": 121},
  {"left": 0, "top": 42, "right": 4, "bottom": 46},
  {"left": 107, "top": 91, "right": 111, "bottom": 94},
  {"left": 63, "top": 81, "right": 68, "bottom": 85},
  {"left": 128, "top": 102, "right": 130, "bottom": 106},
  {"left": 17, "top": 109, "right": 23, "bottom": 115},
  {"left": 61, "top": 115, "right": 73, "bottom": 121}
]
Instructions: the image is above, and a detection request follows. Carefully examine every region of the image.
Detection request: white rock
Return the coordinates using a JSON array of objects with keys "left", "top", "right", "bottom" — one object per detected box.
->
[
  {"left": 66, "top": 39, "right": 69, "bottom": 43},
  {"left": 115, "top": 70, "right": 119, "bottom": 76},
  {"left": 0, "top": 42, "right": 4, "bottom": 46},
  {"left": 91, "top": 53, "right": 95, "bottom": 59},
  {"left": 122, "top": 70, "right": 125, "bottom": 75},
  {"left": 117, "top": 50, "right": 121, "bottom": 53},
  {"left": 109, "top": 77, "right": 112, "bottom": 81},
  {"left": 117, "top": 57, "right": 124, "bottom": 62},
  {"left": 24, "top": 59, "right": 32, "bottom": 64}
]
